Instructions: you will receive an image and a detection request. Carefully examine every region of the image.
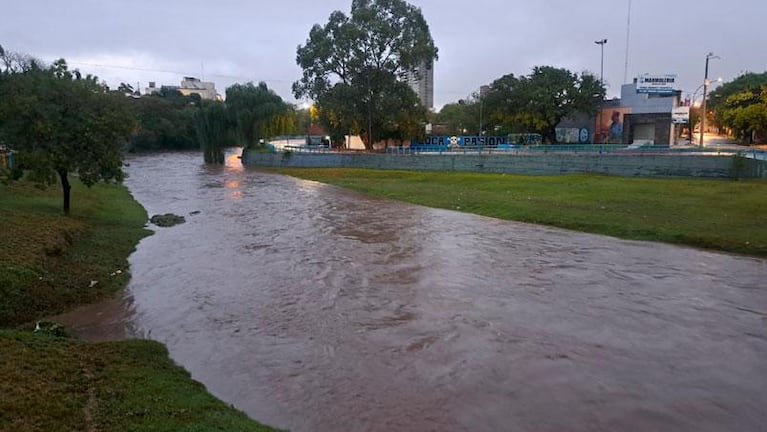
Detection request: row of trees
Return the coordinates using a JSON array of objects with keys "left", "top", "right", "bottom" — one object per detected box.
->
[
  {"left": 293, "top": 0, "right": 603, "bottom": 146},
  {"left": 709, "top": 72, "right": 767, "bottom": 144},
  {"left": 119, "top": 81, "right": 298, "bottom": 162},
  {"left": 435, "top": 67, "right": 603, "bottom": 142},
  {"left": 0, "top": 44, "right": 297, "bottom": 212}
]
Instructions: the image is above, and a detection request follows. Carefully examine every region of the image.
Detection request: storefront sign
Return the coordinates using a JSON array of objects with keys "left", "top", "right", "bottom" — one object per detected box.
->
[
  {"left": 637, "top": 74, "right": 677, "bottom": 94},
  {"left": 672, "top": 106, "right": 690, "bottom": 124}
]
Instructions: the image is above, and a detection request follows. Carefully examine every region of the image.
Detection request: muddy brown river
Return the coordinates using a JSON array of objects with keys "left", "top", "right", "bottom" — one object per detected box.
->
[{"left": 57, "top": 150, "right": 767, "bottom": 431}]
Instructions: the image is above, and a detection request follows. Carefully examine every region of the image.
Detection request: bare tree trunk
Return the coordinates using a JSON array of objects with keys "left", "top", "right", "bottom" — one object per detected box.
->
[
  {"left": 362, "top": 130, "right": 373, "bottom": 151},
  {"left": 58, "top": 169, "right": 71, "bottom": 215}
]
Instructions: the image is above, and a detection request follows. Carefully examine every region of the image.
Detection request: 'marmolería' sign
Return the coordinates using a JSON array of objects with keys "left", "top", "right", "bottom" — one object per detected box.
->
[{"left": 421, "top": 135, "right": 508, "bottom": 146}]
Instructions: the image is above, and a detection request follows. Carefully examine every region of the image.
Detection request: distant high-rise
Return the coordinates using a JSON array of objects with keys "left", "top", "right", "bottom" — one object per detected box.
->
[{"left": 406, "top": 62, "right": 434, "bottom": 110}]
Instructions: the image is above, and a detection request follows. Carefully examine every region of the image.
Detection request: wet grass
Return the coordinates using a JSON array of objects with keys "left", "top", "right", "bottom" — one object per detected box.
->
[
  {"left": 273, "top": 168, "right": 767, "bottom": 257},
  {"left": 0, "top": 180, "right": 279, "bottom": 432},
  {"left": 0, "top": 181, "right": 151, "bottom": 327},
  {"left": 0, "top": 330, "right": 275, "bottom": 432}
]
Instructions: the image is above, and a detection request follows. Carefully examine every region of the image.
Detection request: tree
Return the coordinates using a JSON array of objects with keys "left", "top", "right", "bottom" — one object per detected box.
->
[
  {"left": 709, "top": 72, "right": 767, "bottom": 113},
  {"left": 225, "top": 82, "right": 295, "bottom": 148},
  {"left": 484, "top": 67, "right": 604, "bottom": 143},
  {"left": 0, "top": 44, "right": 40, "bottom": 73},
  {"left": 117, "top": 82, "right": 135, "bottom": 95},
  {"left": 127, "top": 93, "right": 199, "bottom": 152},
  {"left": 0, "top": 57, "right": 134, "bottom": 214},
  {"left": 293, "top": 0, "right": 438, "bottom": 150},
  {"left": 436, "top": 99, "right": 480, "bottom": 135},
  {"left": 710, "top": 73, "right": 767, "bottom": 143},
  {"left": 720, "top": 87, "right": 767, "bottom": 143},
  {"left": 195, "top": 100, "right": 229, "bottom": 164}
]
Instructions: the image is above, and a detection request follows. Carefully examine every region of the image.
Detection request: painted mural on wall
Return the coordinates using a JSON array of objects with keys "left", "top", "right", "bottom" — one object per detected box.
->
[
  {"left": 555, "top": 128, "right": 591, "bottom": 144},
  {"left": 597, "top": 107, "right": 632, "bottom": 144},
  {"left": 421, "top": 135, "right": 508, "bottom": 147}
]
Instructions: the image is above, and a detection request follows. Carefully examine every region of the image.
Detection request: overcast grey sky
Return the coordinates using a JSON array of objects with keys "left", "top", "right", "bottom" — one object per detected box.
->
[{"left": 3, "top": 0, "right": 766, "bottom": 108}]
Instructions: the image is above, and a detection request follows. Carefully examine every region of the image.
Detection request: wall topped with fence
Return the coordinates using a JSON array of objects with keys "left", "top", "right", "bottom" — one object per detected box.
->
[{"left": 243, "top": 148, "right": 767, "bottom": 179}]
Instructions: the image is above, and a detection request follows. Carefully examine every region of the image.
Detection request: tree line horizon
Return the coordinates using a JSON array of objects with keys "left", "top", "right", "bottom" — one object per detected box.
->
[{"left": 2, "top": 0, "right": 766, "bottom": 213}]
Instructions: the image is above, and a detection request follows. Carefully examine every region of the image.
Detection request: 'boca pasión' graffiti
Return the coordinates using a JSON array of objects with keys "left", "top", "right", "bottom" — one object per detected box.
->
[{"left": 421, "top": 135, "right": 508, "bottom": 147}]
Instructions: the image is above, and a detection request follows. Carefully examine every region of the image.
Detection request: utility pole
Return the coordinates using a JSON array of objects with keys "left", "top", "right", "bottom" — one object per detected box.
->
[
  {"left": 479, "top": 93, "right": 483, "bottom": 136},
  {"left": 699, "top": 52, "right": 720, "bottom": 148},
  {"left": 623, "top": 0, "right": 632, "bottom": 84},
  {"left": 595, "top": 39, "right": 608, "bottom": 143}
]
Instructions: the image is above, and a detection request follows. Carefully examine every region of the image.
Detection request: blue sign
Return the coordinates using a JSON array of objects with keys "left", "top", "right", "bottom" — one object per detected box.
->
[
  {"left": 421, "top": 135, "right": 508, "bottom": 147},
  {"left": 578, "top": 128, "right": 590, "bottom": 144}
]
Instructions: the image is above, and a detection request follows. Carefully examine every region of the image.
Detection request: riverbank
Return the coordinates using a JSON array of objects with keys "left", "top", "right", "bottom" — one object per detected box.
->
[
  {"left": 0, "top": 180, "right": 276, "bottom": 431},
  {"left": 272, "top": 168, "right": 767, "bottom": 257}
]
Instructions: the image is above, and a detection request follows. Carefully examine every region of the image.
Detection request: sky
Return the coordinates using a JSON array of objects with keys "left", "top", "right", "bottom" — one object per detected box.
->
[{"left": 3, "top": 0, "right": 766, "bottom": 109}]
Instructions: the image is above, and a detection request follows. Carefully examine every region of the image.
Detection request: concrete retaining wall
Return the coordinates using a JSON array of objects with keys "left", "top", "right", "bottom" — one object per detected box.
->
[{"left": 242, "top": 151, "right": 767, "bottom": 179}]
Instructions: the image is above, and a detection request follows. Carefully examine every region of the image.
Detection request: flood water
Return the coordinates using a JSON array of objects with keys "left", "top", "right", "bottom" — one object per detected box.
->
[{"left": 59, "top": 149, "right": 767, "bottom": 431}]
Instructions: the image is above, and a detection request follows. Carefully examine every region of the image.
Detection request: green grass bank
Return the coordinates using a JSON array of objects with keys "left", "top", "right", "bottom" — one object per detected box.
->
[
  {"left": 273, "top": 168, "right": 767, "bottom": 257},
  {"left": 0, "top": 180, "right": 277, "bottom": 432},
  {"left": 0, "top": 181, "right": 151, "bottom": 326}
]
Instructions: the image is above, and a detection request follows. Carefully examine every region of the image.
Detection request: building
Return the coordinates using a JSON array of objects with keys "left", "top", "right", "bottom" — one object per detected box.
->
[
  {"left": 144, "top": 77, "right": 219, "bottom": 100},
  {"left": 618, "top": 76, "right": 682, "bottom": 145},
  {"left": 178, "top": 77, "right": 218, "bottom": 100},
  {"left": 406, "top": 62, "right": 434, "bottom": 110}
]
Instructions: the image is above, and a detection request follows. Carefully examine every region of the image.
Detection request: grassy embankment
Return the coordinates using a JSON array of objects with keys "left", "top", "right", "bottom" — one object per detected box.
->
[
  {"left": 273, "top": 168, "right": 767, "bottom": 257},
  {"left": 0, "top": 181, "right": 276, "bottom": 431}
]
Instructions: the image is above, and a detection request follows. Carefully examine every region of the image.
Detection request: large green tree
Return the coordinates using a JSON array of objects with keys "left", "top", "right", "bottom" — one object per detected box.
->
[
  {"left": 709, "top": 72, "right": 767, "bottom": 143},
  {"left": 484, "top": 66, "right": 604, "bottom": 143},
  {"left": 0, "top": 56, "right": 134, "bottom": 214},
  {"left": 293, "top": 0, "right": 437, "bottom": 149}
]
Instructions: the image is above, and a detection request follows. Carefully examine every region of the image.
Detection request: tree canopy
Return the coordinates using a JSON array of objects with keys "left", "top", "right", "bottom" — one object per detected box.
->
[
  {"left": 293, "top": 0, "right": 438, "bottom": 149},
  {"left": 709, "top": 72, "right": 767, "bottom": 143},
  {"left": 226, "top": 82, "right": 296, "bottom": 148},
  {"left": 483, "top": 66, "right": 603, "bottom": 143},
  {"left": 127, "top": 91, "right": 200, "bottom": 152},
  {"left": 0, "top": 50, "right": 134, "bottom": 214},
  {"left": 434, "top": 98, "right": 481, "bottom": 136}
]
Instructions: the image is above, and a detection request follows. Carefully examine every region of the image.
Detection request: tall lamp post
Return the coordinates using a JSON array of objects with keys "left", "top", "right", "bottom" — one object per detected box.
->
[
  {"left": 699, "top": 52, "right": 720, "bottom": 147},
  {"left": 479, "top": 94, "right": 484, "bottom": 136},
  {"left": 595, "top": 39, "right": 608, "bottom": 143}
]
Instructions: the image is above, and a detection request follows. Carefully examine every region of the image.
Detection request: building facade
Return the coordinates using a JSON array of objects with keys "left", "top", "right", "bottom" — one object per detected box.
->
[
  {"left": 619, "top": 80, "right": 682, "bottom": 145},
  {"left": 406, "top": 62, "right": 434, "bottom": 110},
  {"left": 178, "top": 77, "right": 218, "bottom": 100},
  {"left": 144, "top": 77, "right": 219, "bottom": 100}
]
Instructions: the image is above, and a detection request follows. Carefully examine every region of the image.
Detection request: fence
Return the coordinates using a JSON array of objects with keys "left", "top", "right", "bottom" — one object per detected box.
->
[{"left": 272, "top": 143, "right": 767, "bottom": 161}]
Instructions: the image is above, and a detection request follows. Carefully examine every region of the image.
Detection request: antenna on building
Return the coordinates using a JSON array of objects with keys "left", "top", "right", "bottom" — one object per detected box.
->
[
  {"left": 201, "top": 61, "right": 204, "bottom": 81},
  {"left": 623, "top": 0, "right": 632, "bottom": 83}
]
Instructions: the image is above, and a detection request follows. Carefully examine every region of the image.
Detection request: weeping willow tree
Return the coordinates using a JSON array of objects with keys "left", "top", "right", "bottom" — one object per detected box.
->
[
  {"left": 226, "top": 82, "right": 296, "bottom": 149},
  {"left": 196, "top": 101, "right": 228, "bottom": 164},
  {"left": 195, "top": 82, "right": 295, "bottom": 163}
]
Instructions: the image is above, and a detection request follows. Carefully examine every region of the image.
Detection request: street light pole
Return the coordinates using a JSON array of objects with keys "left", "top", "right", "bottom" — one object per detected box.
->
[
  {"left": 479, "top": 94, "right": 483, "bottom": 136},
  {"left": 699, "top": 52, "right": 720, "bottom": 147},
  {"left": 595, "top": 39, "right": 608, "bottom": 143}
]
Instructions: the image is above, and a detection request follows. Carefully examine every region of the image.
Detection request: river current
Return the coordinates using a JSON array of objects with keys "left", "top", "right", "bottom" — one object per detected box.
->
[{"left": 56, "top": 149, "right": 767, "bottom": 431}]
